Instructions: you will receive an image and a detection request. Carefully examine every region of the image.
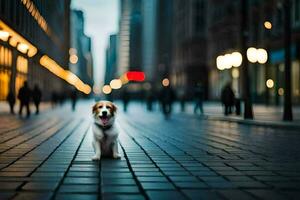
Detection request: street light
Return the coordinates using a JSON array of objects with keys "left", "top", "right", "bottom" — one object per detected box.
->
[
  {"left": 264, "top": 21, "right": 272, "bottom": 30},
  {"left": 246, "top": 47, "right": 268, "bottom": 64},
  {"left": 231, "top": 52, "right": 243, "bottom": 67},
  {"left": 102, "top": 85, "right": 112, "bottom": 94},
  {"left": 257, "top": 48, "right": 268, "bottom": 64},
  {"left": 266, "top": 79, "right": 274, "bottom": 88},
  {"left": 110, "top": 79, "right": 122, "bottom": 89}
]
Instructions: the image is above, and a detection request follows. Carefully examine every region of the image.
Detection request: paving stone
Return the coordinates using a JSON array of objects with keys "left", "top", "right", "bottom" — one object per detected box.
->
[
  {"left": 217, "top": 189, "right": 256, "bottom": 200},
  {"left": 147, "top": 191, "right": 186, "bottom": 200},
  {"left": 22, "top": 182, "right": 59, "bottom": 191},
  {"left": 182, "top": 189, "right": 223, "bottom": 200},
  {"left": 0, "top": 182, "right": 23, "bottom": 190},
  {"left": 58, "top": 185, "right": 98, "bottom": 193},
  {"left": 12, "top": 192, "right": 53, "bottom": 200},
  {"left": 140, "top": 182, "right": 175, "bottom": 190},
  {"left": 55, "top": 194, "right": 98, "bottom": 200},
  {"left": 102, "top": 178, "right": 136, "bottom": 185},
  {"left": 63, "top": 177, "right": 99, "bottom": 184},
  {"left": 102, "top": 186, "right": 139, "bottom": 193}
]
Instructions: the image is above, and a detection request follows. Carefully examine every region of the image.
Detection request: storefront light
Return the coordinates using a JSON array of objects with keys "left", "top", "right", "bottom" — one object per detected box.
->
[
  {"left": 247, "top": 47, "right": 258, "bottom": 63},
  {"left": 102, "top": 85, "right": 112, "bottom": 94},
  {"left": 264, "top": 21, "right": 272, "bottom": 30},
  {"left": 110, "top": 79, "right": 122, "bottom": 89},
  {"left": 232, "top": 68, "right": 239, "bottom": 79},
  {"left": 0, "top": 30, "right": 9, "bottom": 41},
  {"left": 231, "top": 52, "right": 242, "bottom": 67},
  {"left": 266, "top": 79, "right": 274, "bottom": 89},
  {"left": 17, "top": 43, "right": 29, "bottom": 54},
  {"left": 162, "top": 78, "right": 170, "bottom": 87},
  {"left": 257, "top": 48, "right": 268, "bottom": 64}
]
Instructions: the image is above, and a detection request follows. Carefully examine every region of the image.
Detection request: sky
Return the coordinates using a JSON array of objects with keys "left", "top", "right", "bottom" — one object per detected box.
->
[{"left": 71, "top": 0, "right": 119, "bottom": 87}]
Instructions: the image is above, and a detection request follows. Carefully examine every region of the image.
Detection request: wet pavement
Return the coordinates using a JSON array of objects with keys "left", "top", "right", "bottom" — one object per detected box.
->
[{"left": 0, "top": 101, "right": 300, "bottom": 200}]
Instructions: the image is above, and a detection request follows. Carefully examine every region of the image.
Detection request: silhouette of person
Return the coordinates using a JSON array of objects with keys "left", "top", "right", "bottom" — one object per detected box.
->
[
  {"left": 146, "top": 89, "right": 155, "bottom": 111},
  {"left": 32, "top": 84, "right": 42, "bottom": 114},
  {"left": 159, "top": 84, "right": 176, "bottom": 119},
  {"left": 194, "top": 83, "right": 204, "bottom": 114},
  {"left": 121, "top": 88, "right": 130, "bottom": 112},
  {"left": 6, "top": 90, "right": 16, "bottom": 114},
  {"left": 51, "top": 91, "right": 58, "bottom": 108},
  {"left": 221, "top": 83, "right": 235, "bottom": 116},
  {"left": 70, "top": 89, "right": 77, "bottom": 111},
  {"left": 178, "top": 88, "right": 186, "bottom": 112},
  {"left": 18, "top": 81, "right": 31, "bottom": 117}
]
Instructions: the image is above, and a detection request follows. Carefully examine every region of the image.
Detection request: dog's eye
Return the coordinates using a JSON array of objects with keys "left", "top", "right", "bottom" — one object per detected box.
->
[
  {"left": 98, "top": 106, "right": 103, "bottom": 109},
  {"left": 106, "top": 106, "right": 112, "bottom": 109}
]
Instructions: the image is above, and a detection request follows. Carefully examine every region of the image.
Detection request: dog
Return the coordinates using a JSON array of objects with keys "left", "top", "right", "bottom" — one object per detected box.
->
[{"left": 91, "top": 101, "right": 120, "bottom": 160}]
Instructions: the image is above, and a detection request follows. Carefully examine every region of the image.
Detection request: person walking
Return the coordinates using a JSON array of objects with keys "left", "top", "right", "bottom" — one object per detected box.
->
[
  {"left": 70, "top": 89, "right": 77, "bottom": 111},
  {"left": 221, "top": 83, "right": 235, "bottom": 115},
  {"left": 18, "top": 81, "right": 31, "bottom": 117},
  {"left": 121, "top": 88, "right": 130, "bottom": 112},
  {"left": 32, "top": 84, "right": 42, "bottom": 114},
  {"left": 194, "top": 83, "right": 204, "bottom": 115},
  {"left": 159, "top": 84, "right": 176, "bottom": 119},
  {"left": 6, "top": 90, "right": 16, "bottom": 114}
]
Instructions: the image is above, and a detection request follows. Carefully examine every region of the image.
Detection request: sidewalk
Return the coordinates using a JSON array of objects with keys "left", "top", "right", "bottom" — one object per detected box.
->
[{"left": 130, "top": 101, "right": 300, "bottom": 129}]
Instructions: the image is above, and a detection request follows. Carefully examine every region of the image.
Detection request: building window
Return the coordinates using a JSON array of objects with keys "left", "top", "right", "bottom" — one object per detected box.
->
[
  {"left": 0, "top": 45, "right": 12, "bottom": 100},
  {"left": 15, "top": 56, "right": 28, "bottom": 96},
  {"left": 293, "top": 0, "right": 300, "bottom": 27},
  {"left": 194, "top": 0, "right": 205, "bottom": 33}
]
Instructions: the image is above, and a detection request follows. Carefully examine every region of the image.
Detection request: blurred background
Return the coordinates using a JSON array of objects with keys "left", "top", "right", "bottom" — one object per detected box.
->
[{"left": 0, "top": 0, "right": 299, "bottom": 120}]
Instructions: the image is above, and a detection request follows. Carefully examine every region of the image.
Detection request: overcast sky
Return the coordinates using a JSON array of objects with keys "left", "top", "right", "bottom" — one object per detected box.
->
[{"left": 71, "top": 0, "right": 119, "bottom": 87}]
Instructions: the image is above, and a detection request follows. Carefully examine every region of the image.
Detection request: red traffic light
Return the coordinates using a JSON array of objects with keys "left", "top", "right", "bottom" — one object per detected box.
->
[{"left": 125, "top": 71, "right": 145, "bottom": 82}]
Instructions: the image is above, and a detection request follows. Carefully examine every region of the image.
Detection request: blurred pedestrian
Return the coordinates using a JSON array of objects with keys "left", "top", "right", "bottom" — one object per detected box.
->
[
  {"left": 146, "top": 89, "right": 155, "bottom": 111},
  {"left": 32, "top": 84, "right": 42, "bottom": 114},
  {"left": 70, "top": 89, "right": 77, "bottom": 111},
  {"left": 221, "top": 83, "right": 235, "bottom": 115},
  {"left": 159, "top": 84, "right": 176, "bottom": 119},
  {"left": 18, "top": 81, "right": 31, "bottom": 117},
  {"left": 121, "top": 88, "right": 130, "bottom": 112},
  {"left": 51, "top": 91, "right": 58, "bottom": 108},
  {"left": 178, "top": 88, "right": 186, "bottom": 112},
  {"left": 6, "top": 90, "right": 16, "bottom": 114},
  {"left": 194, "top": 83, "right": 204, "bottom": 115}
]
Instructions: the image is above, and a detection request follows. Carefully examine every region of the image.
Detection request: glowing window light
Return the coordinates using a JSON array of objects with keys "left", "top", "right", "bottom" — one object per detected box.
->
[
  {"left": 216, "top": 55, "right": 225, "bottom": 70},
  {"left": 266, "top": 79, "right": 274, "bottom": 89},
  {"left": 257, "top": 48, "right": 268, "bottom": 64},
  {"left": 247, "top": 47, "right": 258, "bottom": 63},
  {"left": 232, "top": 68, "right": 239, "bottom": 79},
  {"left": 39, "top": 55, "right": 91, "bottom": 94},
  {"left": 17, "top": 43, "right": 29, "bottom": 54},
  {"left": 0, "top": 30, "right": 9, "bottom": 41},
  {"left": 264, "top": 21, "right": 272, "bottom": 30},
  {"left": 162, "top": 78, "right": 170, "bottom": 87},
  {"left": 9, "top": 37, "right": 18, "bottom": 47},
  {"left": 278, "top": 88, "right": 284, "bottom": 96},
  {"left": 0, "top": 20, "right": 37, "bottom": 57},
  {"left": 102, "top": 85, "right": 112, "bottom": 94},
  {"left": 69, "top": 54, "right": 78, "bottom": 64},
  {"left": 231, "top": 52, "right": 243, "bottom": 67},
  {"left": 110, "top": 79, "right": 122, "bottom": 89}
]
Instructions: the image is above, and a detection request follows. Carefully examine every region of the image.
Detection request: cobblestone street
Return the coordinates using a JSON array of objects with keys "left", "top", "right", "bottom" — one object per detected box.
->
[{"left": 0, "top": 101, "right": 300, "bottom": 200}]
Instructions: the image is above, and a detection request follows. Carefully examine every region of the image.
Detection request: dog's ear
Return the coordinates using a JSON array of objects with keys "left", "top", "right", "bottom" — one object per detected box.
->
[{"left": 92, "top": 103, "right": 99, "bottom": 114}]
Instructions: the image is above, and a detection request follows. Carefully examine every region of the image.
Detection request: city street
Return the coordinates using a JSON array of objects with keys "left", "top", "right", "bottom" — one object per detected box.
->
[{"left": 0, "top": 101, "right": 300, "bottom": 200}]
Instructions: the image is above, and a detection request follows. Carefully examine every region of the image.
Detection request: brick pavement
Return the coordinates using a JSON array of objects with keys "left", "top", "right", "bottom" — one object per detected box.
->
[{"left": 0, "top": 101, "right": 300, "bottom": 200}]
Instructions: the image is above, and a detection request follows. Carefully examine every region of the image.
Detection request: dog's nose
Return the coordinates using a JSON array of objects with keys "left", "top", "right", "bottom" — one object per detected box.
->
[{"left": 102, "top": 111, "right": 107, "bottom": 116}]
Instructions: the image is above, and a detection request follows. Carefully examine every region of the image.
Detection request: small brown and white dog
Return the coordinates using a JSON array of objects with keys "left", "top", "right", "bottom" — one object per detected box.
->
[{"left": 91, "top": 101, "right": 120, "bottom": 160}]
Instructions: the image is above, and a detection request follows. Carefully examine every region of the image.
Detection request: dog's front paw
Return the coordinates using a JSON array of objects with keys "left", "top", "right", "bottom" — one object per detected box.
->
[
  {"left": 113, "top": 153, "right": 121, "bottom": 159},
  {"left": 91, "top": 155, "right": 101, "bottom": 161}
]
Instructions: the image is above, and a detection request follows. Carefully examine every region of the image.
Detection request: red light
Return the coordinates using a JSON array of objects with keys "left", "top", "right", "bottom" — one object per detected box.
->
[{"left": 126, "top": 71, "right": 145, "bottom": 82}]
